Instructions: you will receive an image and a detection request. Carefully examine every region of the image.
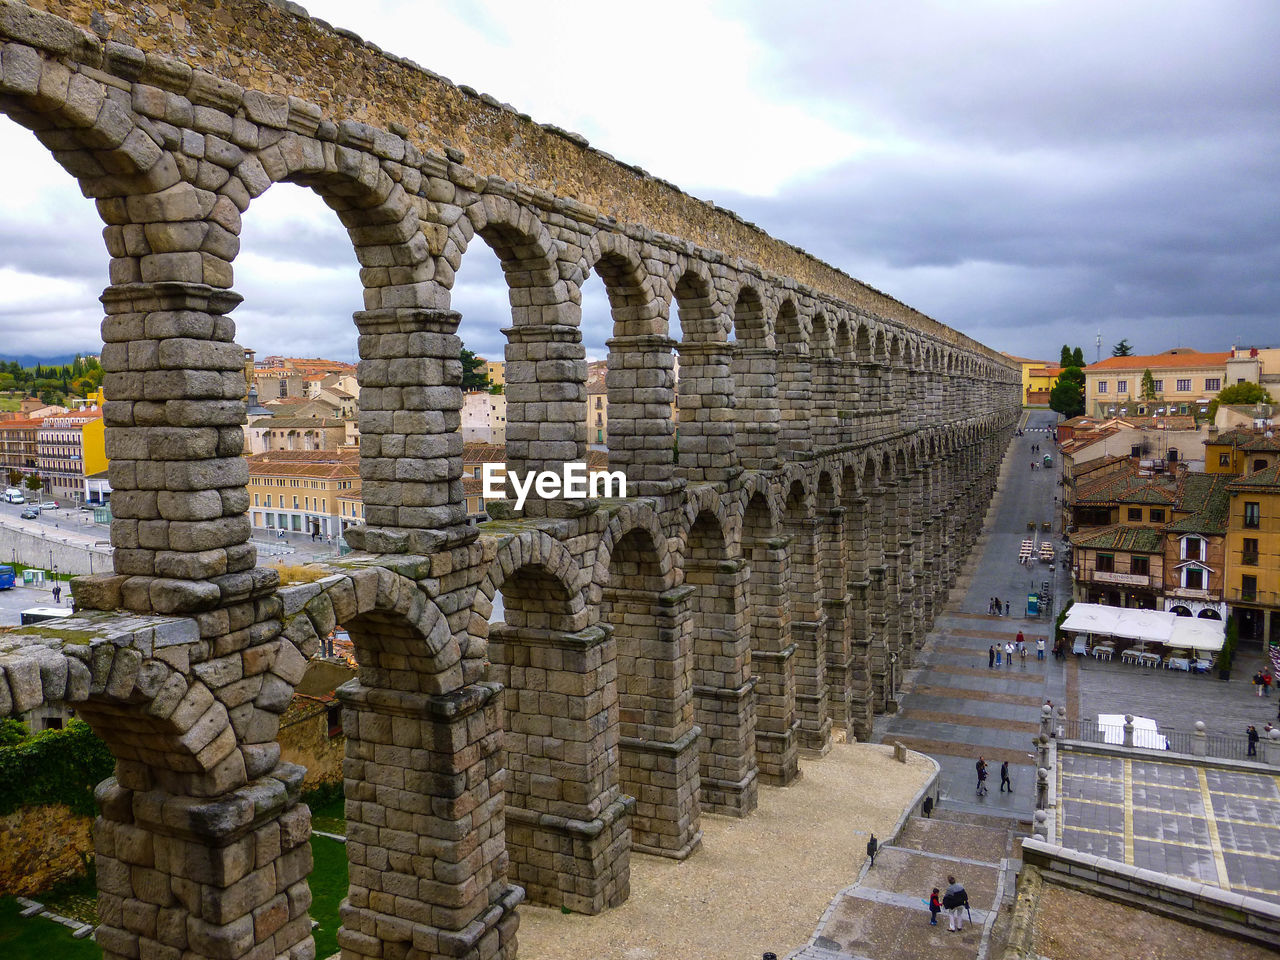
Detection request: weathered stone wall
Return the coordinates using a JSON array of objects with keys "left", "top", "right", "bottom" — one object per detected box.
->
[
  {"left": 277, "top": 696, "right": 344, "bottom": 790},
  {"left": 0, "top": 802, "right": 94, "bottom": 895},
  {"left": 19, "top": 0, "right": 1005, "bottom": 359},
  {"left": 0, "top": 3, "right": 1025, "bottom": 959}
]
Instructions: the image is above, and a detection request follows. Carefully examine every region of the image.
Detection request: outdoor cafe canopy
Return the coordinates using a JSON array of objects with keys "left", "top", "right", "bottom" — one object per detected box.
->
[{"left": 1061, "top": 602, "right": 1225, "bottom": 653}]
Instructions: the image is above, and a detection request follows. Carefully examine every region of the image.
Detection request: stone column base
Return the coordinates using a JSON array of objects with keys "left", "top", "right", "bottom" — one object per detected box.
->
[
  {"left": 338, "top": 887, "right": 523, "bottom": 960},
  {"left": 693, "top": 677, "right": 759, "bottom": 817},
  {"left": 619, "top": 727, "right": 703, "bottom": 860},
  {"left": 505, "top": 795, "right": 634, "bottom": 915}
]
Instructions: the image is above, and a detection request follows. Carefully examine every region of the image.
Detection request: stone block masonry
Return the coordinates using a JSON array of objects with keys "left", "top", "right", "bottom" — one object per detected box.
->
[{"left": 0, "top": 2, "right": 1021, "bottom": 958}]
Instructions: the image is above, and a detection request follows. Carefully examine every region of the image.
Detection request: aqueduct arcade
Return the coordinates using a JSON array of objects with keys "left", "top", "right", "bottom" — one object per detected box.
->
[{"left": 0, "top": 2, "right": 1021, "bottom": 958}]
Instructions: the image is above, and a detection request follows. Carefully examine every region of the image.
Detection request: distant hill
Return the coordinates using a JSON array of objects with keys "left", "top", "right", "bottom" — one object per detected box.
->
[{"left": 0, "top": 353, "right": 98, "bottom": 368}]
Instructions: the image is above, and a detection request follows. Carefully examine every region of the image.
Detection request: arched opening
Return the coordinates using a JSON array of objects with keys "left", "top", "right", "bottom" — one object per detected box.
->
[
  {"left": 1170, "top": 605, "right": 1192, "bottom": 617},
  {"left": 486, "top": 560, "right": 629, "bottom": 913},
  {"left": 816, "top": 470, "right": 845, "bottom": 735},
  {"left": 782, "top": 480, "right": 828, "bottom": 751},
  {"left": 685, "top": 509, "right": 757, "bottom": 816},
  {"left": 1197, "top": 608, "right": 1222, "bottom": 620},
  {"left": 729, "top": 287, "right": 776, "bottom": 470},
  {"left": 672, "top": 269, "right": 733, "bottom": 483},
  {"left": 234, "top": 182, "right": 362, "bottom": 546},
  {"left": 840, "top": 464, "right": 874, "bottom": 740},
  {"left": 452, "top": 234, "right": 509, "bottom": 451},
  {"left": 741, "top": 491, "right": 798, "bottom": 784},
  {"left": 775, "top": 299, "right": 810, "bottom": 454},
  {"left": 600, "top": 525, "right": 701, "bottom": 858}
]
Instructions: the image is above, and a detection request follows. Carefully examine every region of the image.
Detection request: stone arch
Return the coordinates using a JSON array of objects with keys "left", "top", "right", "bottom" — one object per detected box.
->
[
  {"left": 680, "top": 500, "right": 757, "bottom": 816},
  {"left": 577, "top": 230, "right": 664, "bottom": 337},
  {"left": 595, "top": 509, "right": 701, "bottom": 860},
  {"left": 482, "top": 537, "right": 627, "bottom": 913},
  {"left": 730, "top": 283, "right": 779, "bottom": 470},
  {"left": 668, "top": 261, "right": 735, "bottom": 482},
  {"left": 456, "top": 193, "right": 563, "bottom": 301},
  {"left": 780, "top": 477, "right": 829, "bottom": 752},
  {"left": 774, "top": 297, "right": 803, "bottom": 350},
  {"left": 669, "top": 260, "right": 724, "bottom": 344}
]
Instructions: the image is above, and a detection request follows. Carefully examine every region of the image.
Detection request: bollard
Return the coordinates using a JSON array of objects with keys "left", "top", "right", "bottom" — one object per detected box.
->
[
  {"left": 1123, "top": 713, "right": 1135, "bottom": 748},
  {"left": 1033, "top": 809, "right": 1049, "bottom": 839},
  {"left": 1039, "top": 704, "right": 1053, "bottom": 739},
  {"left": 1036, "top": 767, "right": 1050, "bottom": 810},
  {"left": 1055, "top": 704, "right": 1067, "bottom": 739},
  {"left": 894, "top": 741, "right": 908, "bottom": 763},
  {"left": 1036, "top": 734, "right": 1050, "bottom": 768},
  {"left": 1267, "top": 728, "right": 1280, "bottom": 767},
  {"left": 1191, "top": 720, "right": 1207, "bottom": 757}
]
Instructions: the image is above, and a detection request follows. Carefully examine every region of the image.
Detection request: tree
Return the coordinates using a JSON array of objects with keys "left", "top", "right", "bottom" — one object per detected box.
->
[
  {"left": 1140, "top": 369, "right": 1158, "bottom": 401},
  {"left": 460, "top": 348, "right": 491, "bottom": 392},
  {"left": 1112, "top": 339, "right": 1133, "bottom": 357},
  {"left": 1071, "top": 347, "right": 1084, "bottom": 367},
  {"left": 1208, "top": 381, "right": 1274, "bottom": 421},
  {"left": 1049, "top": 366, "right": 1086, "bottom": 419},
  {"left": 1060, "top": 345, "right": 1073, "bottom": 366},
  {"left": 23, "top": 473, "right": 43, "bottom": 496},
  {"left": 6, "top": 469, "right": 23, "bottom": 488}
]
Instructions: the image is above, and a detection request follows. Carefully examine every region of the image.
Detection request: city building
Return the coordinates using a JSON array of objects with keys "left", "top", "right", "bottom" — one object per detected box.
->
[
  {"left": 1058, "top": 415, "right": 1207, "bottom": 473},
  {"left": 1024, "top": 364, "right": 1062, "bottom": 406},
  {"left": 36, "top": 408, "right": 105, "bottom": 504},
  {"left": 1203, "top": 427, "right": 1280, "bottom": 476},
  {"left": 587, "top": 374, "right": 607, "bottom": 445},
  {"left": 461, "top": 391, "right": 507, "bottom": 444},
  {"left": 1067, "top": 466, "right": 1230, "bottom": 619},
  {"left": 1224, "top": 345, "right": 1280, "bottom": 395},
  {"left": 0, "top": 416, "right": 42, "bottom": 482},
  {"left": 1083, "top": 349, "right": 1231, "bottom": 419},
  {"left": 1224, "top": 463, "right": 1280, "bottom": 644},
  {"left": 246, "top": 450, "right": 361, "bottom": 539},
  {"left": 253, "top": 416, "right": 348, "bottom": 453},
  {"left": 481, "top": 359, "right": 505, "bottom": 387},
  {"left": 1001, "top": 353, "right": 1057, "bottom": 405}
]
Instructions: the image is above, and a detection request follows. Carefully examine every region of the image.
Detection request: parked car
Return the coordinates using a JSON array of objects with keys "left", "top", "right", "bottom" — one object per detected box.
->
[
  {"left": 79, "top": 503, "right": 96, "bottom": 511},
  {"left": 20, "top": 508, "right": 38, "bottom": 519}
]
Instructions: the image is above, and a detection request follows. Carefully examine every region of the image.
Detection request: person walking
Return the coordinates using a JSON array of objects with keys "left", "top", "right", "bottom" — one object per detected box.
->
[
  {"left": 1004, "top": 599, "right": 1011, "bottom": 616},
  {"left": 942, "top": 876, "right": 968, "bottom": 931},
  {"left": 1266, "top": 671, "right": 1273, "bottom": 697},
  {"left": 1005, "top": 641, "right": 1014, "bottom": 666},
  {"left": 1247, "top": 725, "right": 1259, "bottom": 757},
  {"left": 51, "top": 582, "right": 61, "bottom": 604},
  {"left": 995, "top": 644, "right": 1002, "bottom": 666},
  {"left": 976, "top": 757, "right": 988, "bottom": 796},
  {"left": 1000, "top": 760, "right": 1012, "bottom": 793},
  {"left": 989, "top": 645, "right": 996, "bottom": 669},
  {"left": 866, "top": 834, "right": 878, "bottom": 867},
  {"left": 1015, "top": 629, "right": 1024, "bottom": 648},
  {"left": 1037, "top": 637, "right": 1046, "bottom": 660},
  {"left": 1255, "top": 672, "right": 1264, "bottom": 697},
  {"left": 929, "top": 888, "right": 942, "bottom": 926}
]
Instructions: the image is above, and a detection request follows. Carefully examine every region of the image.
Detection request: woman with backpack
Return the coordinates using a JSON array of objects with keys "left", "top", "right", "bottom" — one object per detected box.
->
[{"left": 942, "top": 876, "right": 968, "bottom": 931}]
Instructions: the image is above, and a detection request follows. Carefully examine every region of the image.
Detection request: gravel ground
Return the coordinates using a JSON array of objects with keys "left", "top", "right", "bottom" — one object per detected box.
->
[{"left": 516, "top": 742, "right": 935, "bottom": 960}]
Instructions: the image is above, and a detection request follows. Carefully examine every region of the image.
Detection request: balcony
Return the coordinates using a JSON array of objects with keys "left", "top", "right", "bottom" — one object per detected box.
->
[
  {"left": 1228, "top": 586, "right": 1280, "bottom": 607},
  {"left": 1241, "top": 552, "right": 1260, "bottom": 567},
  {"left": 1165, "top": 585, "right": 1216, "bottom": 601}
]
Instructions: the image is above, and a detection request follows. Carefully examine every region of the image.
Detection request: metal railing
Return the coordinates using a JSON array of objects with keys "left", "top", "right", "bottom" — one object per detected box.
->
[{"left": 1055, "top": 717, "right": 1252, "bottom": 762}]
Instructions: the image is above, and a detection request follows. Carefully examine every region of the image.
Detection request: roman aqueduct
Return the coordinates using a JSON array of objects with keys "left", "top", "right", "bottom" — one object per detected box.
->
[{"left": 0, "top": 2, "right": 1021, "bottom": 958}]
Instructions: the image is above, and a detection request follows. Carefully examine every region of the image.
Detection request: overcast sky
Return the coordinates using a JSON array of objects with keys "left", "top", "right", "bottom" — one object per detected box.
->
[{"left": 0, "top": 0, "right": 1277, "bottom": 367}]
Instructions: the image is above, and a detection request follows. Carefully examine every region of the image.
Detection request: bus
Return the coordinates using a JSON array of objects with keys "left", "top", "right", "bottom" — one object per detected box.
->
[{"left": 0, "top": 565, "right": 15, "bottom": 590}]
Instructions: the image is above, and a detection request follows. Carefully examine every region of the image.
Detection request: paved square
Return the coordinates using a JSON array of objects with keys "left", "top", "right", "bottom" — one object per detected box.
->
[{"left": 1057, "top": 748, "right": 1280, "bottom": 903}]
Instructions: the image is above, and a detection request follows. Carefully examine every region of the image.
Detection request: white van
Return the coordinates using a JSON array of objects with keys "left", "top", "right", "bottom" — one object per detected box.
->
[{"left": 4, "top": 488, "right": 25, "bottom": 503}]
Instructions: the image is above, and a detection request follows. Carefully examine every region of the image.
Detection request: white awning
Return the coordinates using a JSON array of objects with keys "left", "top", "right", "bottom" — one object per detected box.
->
[
  {"left": 1169, "top": 617, "right": 1226, "bottom": 653},
  {"left": 1061, "top": 602, "right": 1225, "bottom": 651}
]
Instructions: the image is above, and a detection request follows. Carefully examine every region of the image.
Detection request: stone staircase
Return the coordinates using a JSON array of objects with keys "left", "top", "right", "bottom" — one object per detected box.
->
[{"left": 791, "top": 808, "right": 1026, "bottom": 960}]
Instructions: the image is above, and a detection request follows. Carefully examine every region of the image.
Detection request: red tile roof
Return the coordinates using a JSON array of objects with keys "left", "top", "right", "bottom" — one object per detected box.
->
[{"left": 1084, "top": 350, "right": 1230, "bottom": 372}]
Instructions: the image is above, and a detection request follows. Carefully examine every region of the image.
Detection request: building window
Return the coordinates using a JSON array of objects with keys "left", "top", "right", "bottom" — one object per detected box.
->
[
  {"left": 1241, "top": 575, "right": 1257, "bottom": 602},
  {"left": 1176, "top": 379, "right": 1192, "bottom": 392},
  {"left": 1184, "top": 537, "right": 1201, "bottom": 560},
  {"left": 1127, "top": 507, "right": 1142, "bottom": 521},
  {"left": 1244, "top": 501, "right": 1261, "bottom": 529},
  {"left": 1184, "top": 567, "right": 1204, "bottom": 591},
  {"left": 1219, "top": 453, "right": 1231, "bottom": 467},
  {"left": 1116, "top": 379, "right": 1128, "bottom": 394},
  {"left": 1149, "top": 508, "right": 1165, "bottom": 522},
  {"left": 1098, "top": 381, "right": 1108, "bottom": 394},
  {"left": 327, "top": 705, "right": 343, "bottom": 738},
  {"left": 1153, "top": 379, "right": 1163, "bottom": 392},
  {"left": 1243, "top": 538, "right": 1259, "bottom": 565},
  {"left": 1253, "top": 459, "right": 1267, "bottom": 474},
  {"left": 1096, "top": 553, "right": 1115, "bottom": 573},
  {"left": 1205, "top": 378, "right": 1221, "bottom": 391},
  {"left": 1131, "top": 556, "right": 1149, "bottom": 576}
]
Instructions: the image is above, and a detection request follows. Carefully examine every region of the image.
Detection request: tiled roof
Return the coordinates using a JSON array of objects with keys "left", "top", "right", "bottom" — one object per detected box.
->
[
  {"left": 1206, "top": 429, "right": 1280, "bottom": 452},
  {"left": 257, "top": 417, "right": 346, "bottom": 429},
  {"left": 1227, "top": 463, "right": 1280, "bottom": 490},
  {"left": 1074, "top": 471, "right": 1177, "bottom": 506},
  {"left": 1084, "top": 350, "right": 1231, "bottom": 372},
  {"left": 1165, "top": 474, "right": 1230, "bottom": 535},
  {"left": 1070, "top": 524, "right": 1164, "bottom": 553},
  {"left": 247, "top": 452, "right": 358, "bottom": 480}
]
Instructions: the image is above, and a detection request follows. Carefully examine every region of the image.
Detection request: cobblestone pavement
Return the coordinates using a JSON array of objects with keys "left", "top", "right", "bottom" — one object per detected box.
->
[{"left": 1057, "top": 748, "right": 1280, "bottom": 904}]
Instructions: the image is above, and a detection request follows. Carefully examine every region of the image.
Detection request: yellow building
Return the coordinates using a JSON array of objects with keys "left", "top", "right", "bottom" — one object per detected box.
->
[
  {"left": 247, "top": 450, "right": 361, "bottom": 539},
  {"left": 1000, "top": 354, "right": 1056, "bottom": 406},
  {"left": 1025, "top": 365, "right": 1062, "bottom": 406},
  {"left": 37, "top": 409, "right": 106, "bottom": 504},
  {"left": 1205, "top": 428, "right": 1280, "bottom": 476},
  {"left": 1084, "top": 349, "right": 1230, "bottom": 419},
  {"left": 482, "top": 359, "right": 505, "bottom": 387},
  {"left": 1225, "top": 463, "right": 1280, "bottom": 643}
]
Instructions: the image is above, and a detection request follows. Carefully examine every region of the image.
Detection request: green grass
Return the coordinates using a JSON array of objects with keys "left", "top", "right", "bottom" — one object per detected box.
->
[
  {"left": 0, "top": 896, "right": 101, "bottom": 960},
  {"left": 310, "top": 835, "right": 349, "bottom": 959},
  {"left": 0, "top": 396, "right": 21, "bottom": 413},
  {"left": 309, "top": 791, "right": 346, "bottom": 836}
]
